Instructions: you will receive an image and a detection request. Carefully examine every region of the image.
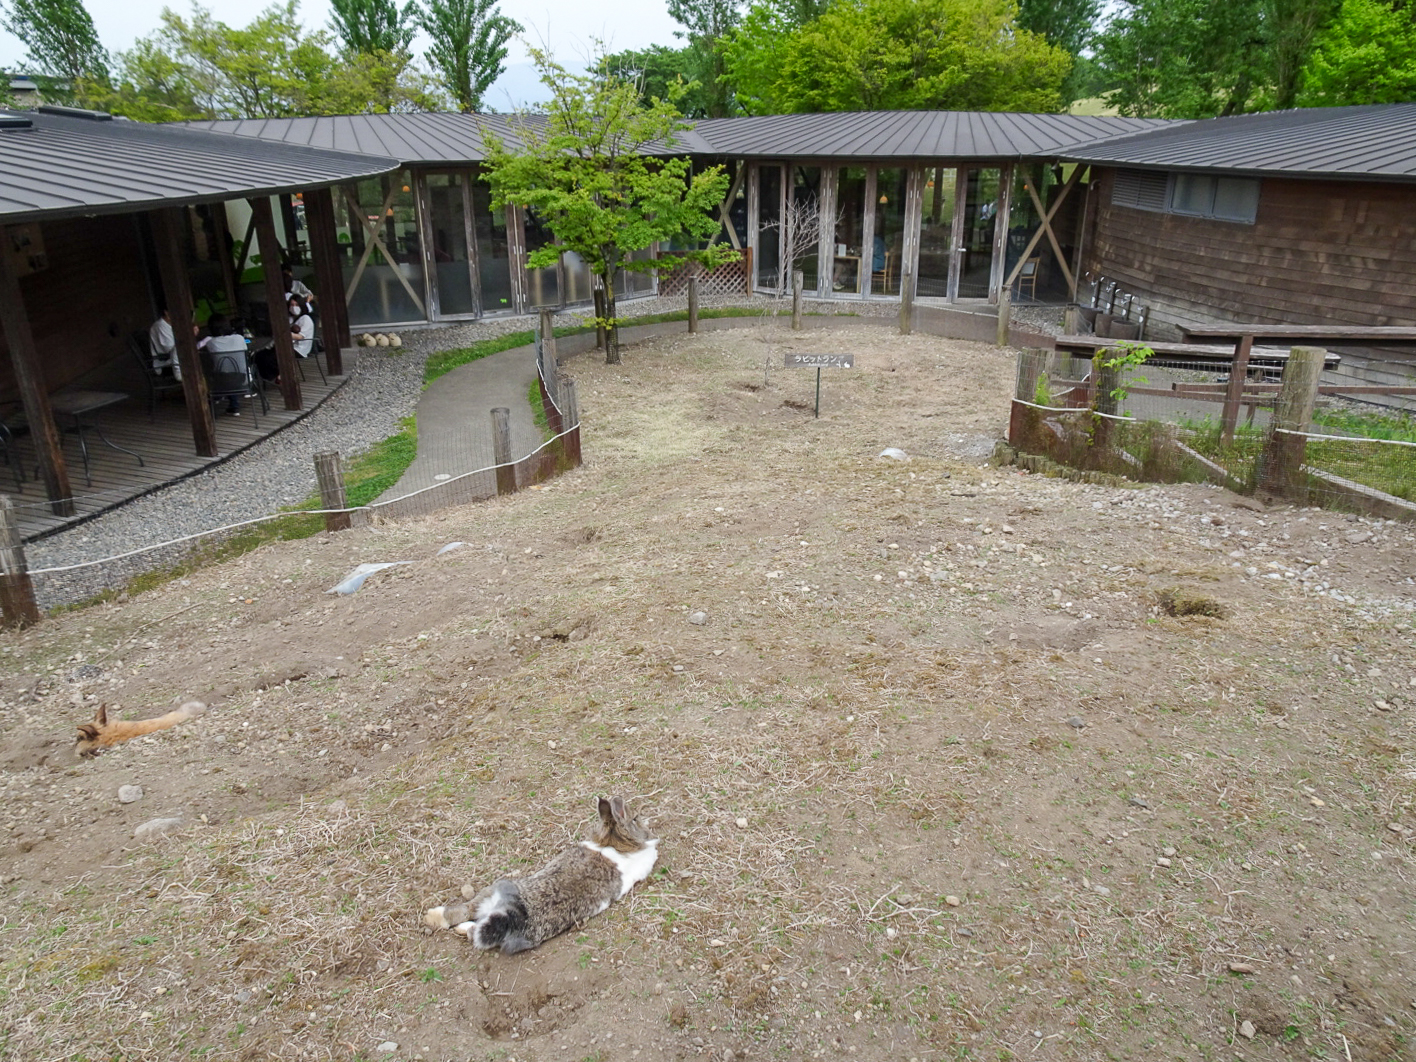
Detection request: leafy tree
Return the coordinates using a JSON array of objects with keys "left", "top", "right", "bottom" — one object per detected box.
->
[
  {"left": 0, "top": 0, "right": 108, "bottom": 101},
  {"left": 1093, "top": 0, "right": 1341, "bottom": 117},
  {"left": 482, "top": 48, "right": 735, "bottom": 364},
  {"left": 721, "top": 0, "right": 811, "bottom": 115},
  {"left": 417, "top": 0, "right": 520, "bottom": 112},
  {"left": 1298, "top": 0, "right": 1416, "bottom": 104},
  {"left": 328, "top": 0, "right": 416, "bottom": 56},
  {"left": 666, "top": 0, "right": 741, "bottom": 117},
  {"left": 602, "top": 44, "right": 713, "bottom": 118},
  {"left": 100, "top": 2, "right": 442, "bottom": 120},
  {"left": 730, "top": 0, "right": 1071, "bottom": 114},
  {"left": 1016, "top": 0, "right": 1102, "bottom": 103}
]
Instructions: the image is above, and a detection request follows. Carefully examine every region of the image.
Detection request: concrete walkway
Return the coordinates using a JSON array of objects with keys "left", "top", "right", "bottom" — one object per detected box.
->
[{"left": 374, "top": 341, "right": 544, "bottom": 517}]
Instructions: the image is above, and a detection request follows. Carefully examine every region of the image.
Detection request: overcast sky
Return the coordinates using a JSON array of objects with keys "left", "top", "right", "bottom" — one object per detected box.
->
[{"left": 0, "top": 0, "right": 684, "bottom": 110}]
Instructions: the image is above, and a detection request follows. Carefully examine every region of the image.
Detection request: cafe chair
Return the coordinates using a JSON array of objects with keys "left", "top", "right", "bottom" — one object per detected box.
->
[
  {"left": 129, "top": 331, "right": 184, "bottom": 420},
  {"left": 203, "top": 349, "right": 269, "bottom": 427},
  {"left": 1013, "top": 256, "right": 1042, "bottom": 300}
]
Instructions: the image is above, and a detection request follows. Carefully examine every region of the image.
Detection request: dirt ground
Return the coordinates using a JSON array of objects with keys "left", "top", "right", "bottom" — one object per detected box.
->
[{"left": 1, "top": 324, "right": 1414, "bottom": 1062}]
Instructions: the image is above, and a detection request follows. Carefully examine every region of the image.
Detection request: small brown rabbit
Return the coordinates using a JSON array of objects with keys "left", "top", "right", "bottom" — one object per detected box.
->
[
  {"left": 74, "top": 701, "right": 207, "bottom": 758},
  {"left": 424, "top": 796, "right": 658, "bottom": 954}
]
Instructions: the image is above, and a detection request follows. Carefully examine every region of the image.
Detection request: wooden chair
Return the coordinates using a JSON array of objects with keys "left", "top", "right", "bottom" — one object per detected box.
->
[
  {"left": 1013, "top": 257, "right": 1041, "bottom": 300},
  {"left": 129, "top": 331, "right": 184, "bottom": 420},
  {"left": 871, "top": 249, "right": 896, "bottom": 294}
]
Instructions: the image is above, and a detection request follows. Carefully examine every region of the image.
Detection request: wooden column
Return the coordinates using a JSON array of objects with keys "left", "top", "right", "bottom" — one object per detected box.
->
[
  {"left": 313, "top": 451, "right": 351, "bottom": 531},
  {"left": 791, "top": 270, "right": 803, "bottom": 329},
  {"left": 0, "top": 495, "right": 40, "bottom": 627},
  {"left": 250, "top": 196, "right": 302, "bottom": 410},
  {"left": 149, "top": 208, "right": 218, "bottom": 457},
  {"left": 304, "top": 187, "right": 350, "bottom": 371},
  {"left": 687, "top": 275, "right": 699, "bottom": 333},
  {"left": 491, "top": 407, "right": 514, "bottom": 495},
  {"left": 279, "top": 194, "right": 303, "bottom": 264},
  {"left": 211, "top": 203, "right": 240, "bottom": 314},
  {"left": 0, "top": 232, "right": 73, "bottom": 514}
]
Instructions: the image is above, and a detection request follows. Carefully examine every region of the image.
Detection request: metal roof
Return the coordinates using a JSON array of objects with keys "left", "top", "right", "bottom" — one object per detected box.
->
[
  {"left": 689, "top": 110, "right": 1173, "bottom": 160},
  {"left": 1060, "top": 104, "right": 1416, "bottom": 181},
  {"left": 192, "top": 109, "right": 1166, "bottom": 165},
  {"left": 0, "top": 107, "right": 399, "bottom": 223},
  {"left": 191, "top": 111, "right": 715, "bottom": 163}
]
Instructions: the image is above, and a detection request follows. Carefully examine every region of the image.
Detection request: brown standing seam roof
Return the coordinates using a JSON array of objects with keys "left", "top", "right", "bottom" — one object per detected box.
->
[
  {"left": 0, "top": 108, "right": 399, "bottom": 223},
  {"left": 1059, "top": 103, "right": 1416, "bottom": 181}
]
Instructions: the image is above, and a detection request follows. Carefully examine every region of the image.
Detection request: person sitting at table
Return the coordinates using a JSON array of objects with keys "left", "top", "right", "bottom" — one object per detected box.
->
[
  {"left": 281, "top": 267, "right": 316, "bottom": 311},
  {"left": 254, "top": 294, "right": 316, "bottom": 383},
  {"left": 148, "top": 307, "right": 198, "bottom": 382},
  {"left": 199, "top": 315, "right": 250, "bottom": 416}
]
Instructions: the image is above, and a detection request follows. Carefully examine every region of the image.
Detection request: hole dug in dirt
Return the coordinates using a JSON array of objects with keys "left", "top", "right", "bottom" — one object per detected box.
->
[{"left": 1156, "top": 586, "right": 1227, "bottom": 618}]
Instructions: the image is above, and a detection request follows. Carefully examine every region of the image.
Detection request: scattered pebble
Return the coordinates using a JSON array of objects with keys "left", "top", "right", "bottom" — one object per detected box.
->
[
  {"left": 735, "top": 817, "right": 748, "bottom": 829},
  {"left": 377, "top": 1042, "right": 399, "bottom": 1053},
  {"left": 118, "top": 785, "right": 144, "bottom": 804},
  {"left": 1066, "top": 716, "right": 1085, "bottom": 729},
  {"left": 1228, "top": 963, "right": 1256, "bottom": 975},
  {"left": 688, "top": 611, "right": 708, "bottom": 625},
  {"left": 945, "top": 895, "right": 961, "bottom": 907},
  {"left": 1239, "top": 1020, "right": 1256, "bottom": 1040},
  {"left": 133, "top": 816, "right": 183, "bottom": 843}
]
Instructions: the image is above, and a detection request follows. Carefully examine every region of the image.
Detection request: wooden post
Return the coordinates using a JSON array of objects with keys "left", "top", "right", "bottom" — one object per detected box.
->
[
  {"left": 250, "top": 196, "right": 302, "bottom": 411},
  {"left": 313, "top": 451, "right": 352, "bottom": 532},
  {"left": 1092, "top": 349, "right": 1119, "bottom": 456},
  {"left": 687, "top": 275, "right": 699, "bottom": 334},
  {"left": 1062, "top": 305, "right": 1079, "bottom": 334},
  {"left": 791, "top": 269, "right": 803, "bottom": 330},
  {"left": 560, "top": 378, "right": 582, "bottom": 467},
  {"left": 491, "top": 407, "right": 515, "bottom": 495},
  {"left": 995, "top": 287, "right": 1012, "bottom": 347},
  {"left": 304, "top": 187, "right": 350, "bottom": 371},
  {"left": 279, "top": 194, "right": 303, "bottom": 263},
  {"left": 212, "top": 203, "right": 240, "bottom": 315},
  {"left": 593, "top": 286, "right": 607, "bottom": 349},
  {"left": 898, "top": 271, "right": 914, "bottom": 335},
  {"left": 0, "top": 495, "right": 40, "bottom": 627},
  {"left": 539, "top": 308, "right": 557, "bottom": 377},
  {"left": 1014, "top": 347, "right": 1047, "bottom": 402},
  {"left": 1219, "top": 334, "right": 1255, "bottom": 446},
  {"left": 1258, "top": 346, "right": 1326, "bottom": 499},
  {"left": 150, "top": 207, "right": 218, "bottom": 458},
  {"left": 0, "top": 232, "right": 73, "bottom": 515}
]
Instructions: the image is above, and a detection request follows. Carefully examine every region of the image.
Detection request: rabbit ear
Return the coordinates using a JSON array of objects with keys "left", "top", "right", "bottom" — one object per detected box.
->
[
  {"left": 610, "top": 796, "right": 628, "bottom": 821},
  {"left": 597, "top": 797, "right": 614, "bottom": 826}
]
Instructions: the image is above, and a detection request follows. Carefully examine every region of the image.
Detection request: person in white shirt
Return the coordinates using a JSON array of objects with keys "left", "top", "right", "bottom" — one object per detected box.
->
[
  {"left": 199, "top": 314, "right": 251, "bottom": 415},
  {"left": 149, "top": 310, "right": 181, "bottom": 382},
  {"left": 254, "top": 294, "right": 317, "bottom": 383},
  {"left": 282, "top": 268, "right": 316, "bottom": 309}
]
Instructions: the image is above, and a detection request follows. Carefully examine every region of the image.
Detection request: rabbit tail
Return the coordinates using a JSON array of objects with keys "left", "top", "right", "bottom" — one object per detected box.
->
[{"left": 471, "top": 882, "right": 534, "bottom": 954}]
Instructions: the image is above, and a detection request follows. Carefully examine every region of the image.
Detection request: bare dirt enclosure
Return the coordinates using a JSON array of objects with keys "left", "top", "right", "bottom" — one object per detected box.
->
[{"left": 1, "top": 324, "right": 1414, "bottom": 1062}]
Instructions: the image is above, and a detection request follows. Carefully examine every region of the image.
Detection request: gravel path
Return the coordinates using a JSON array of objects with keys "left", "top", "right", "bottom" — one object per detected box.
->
[{"left": 26, "top": 294, "right": 935, "bottom": 609}]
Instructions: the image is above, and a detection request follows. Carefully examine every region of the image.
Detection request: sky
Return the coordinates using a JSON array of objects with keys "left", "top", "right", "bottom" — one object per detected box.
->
[{"left": 0, "top": 0, "right": 684, "bottom": 110}]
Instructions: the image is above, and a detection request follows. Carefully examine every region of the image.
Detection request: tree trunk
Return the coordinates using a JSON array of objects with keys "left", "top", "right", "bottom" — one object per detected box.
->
[{"left": 603, "top": 266, "right": 621, "bottom": 365}]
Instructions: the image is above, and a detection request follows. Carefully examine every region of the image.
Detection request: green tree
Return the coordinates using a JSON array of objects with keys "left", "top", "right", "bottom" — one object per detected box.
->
[
  {"left": 1298, "top": 0, "right": 1416, "bottom": 104},
  {"left": 666, "top": 0, "right": 741, "bottom": 117},
  {"left": 0, "top": 0, "right": 108, "bottom": 101},
  {"left": 328, "top": 0, "right": 415, "bottom": 55},
  {"left": 721, "top": 0, "right": 815, "bottom": 115},
  {"left": 482, "top": 48, "right": 735, "bottom": 364},
  {"left": 731, "top": 0, "right": 1071, "bottom": 114},
  {"left": 100, "top": 2, "right": 442, "bottom": 120},
  {"left": 1017, "top": 0, "right": 1102, "bottom": 103},
  {"left": 602, "top": 44, "right": 717, "bottom": 117},
  {"left": 1093, "top": 0, "right": 1341, "bottom": 117},
  {"left": 417, "top": 0, "right": 519, "bottom": 112}
]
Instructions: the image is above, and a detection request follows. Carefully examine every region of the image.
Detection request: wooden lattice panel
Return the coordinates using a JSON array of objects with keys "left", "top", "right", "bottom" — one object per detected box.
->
[{"left": 659, "top": 258, "right": 751, "bottom": 298}]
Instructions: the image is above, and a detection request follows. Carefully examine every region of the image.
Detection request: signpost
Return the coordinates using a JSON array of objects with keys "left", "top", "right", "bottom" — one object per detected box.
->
[{"left": 784, "top": 353, "right": 854, "bottom": 418}]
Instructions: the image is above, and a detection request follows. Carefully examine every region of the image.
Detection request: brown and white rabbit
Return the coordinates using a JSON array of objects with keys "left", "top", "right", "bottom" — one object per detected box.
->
[{"left": 424, "top": 795, "right": 657, "bottom": 954}]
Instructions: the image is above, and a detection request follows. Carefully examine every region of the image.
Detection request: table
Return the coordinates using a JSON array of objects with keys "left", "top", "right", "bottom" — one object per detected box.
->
[
  {"left": 1178, "top": 324, "right": 1416, "bottom": 443},
  {"left": 48, "top": 389, "right": 144, "bottom": 486}
]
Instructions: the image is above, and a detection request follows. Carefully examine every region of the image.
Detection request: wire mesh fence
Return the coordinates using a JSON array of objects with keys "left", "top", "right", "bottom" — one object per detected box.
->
[
  {"left": 4, "top": 336, "right": 581, "bottom": 620},
  {"left": 1011, "top": 346, "right": 1416, "bottom": 520}
]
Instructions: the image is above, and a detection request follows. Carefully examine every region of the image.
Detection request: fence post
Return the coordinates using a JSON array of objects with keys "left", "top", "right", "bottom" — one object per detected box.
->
[
  {"left": 995, "top": 288, "right": 1012, "bottom": 347},
  {"left": 1219, "top": 335, "right": 1255, "bottom": 446},
  {"left": 593, "top": 287, "right": 607, "bottom": 350},
  {"left": 560, "top": 377, "right": 582, "bottom": 468},
  {"left": 791, "top": 270, "right": 803, "bottom": 330},
  {"left": 1258, "top": 346, "right": 1326, "bottom": 499},
  {"left": 1014, "top": 348, "right": 1048, "bottom": 403},
  {"left": 687, "top": 275, "right": 699, "bottom": 334},
  {"left": 0, "top": 495, "right": 39, "bottom": 628},
  {"left": 539, "top": 308, "right": 557, "bottom": 378},
  {"left": 313, "top": 451, "right": 352, "bottom": 532},
  {"left": 1062, "top": 304, "right": 1079, "bottom": 334},
  {"left": 1090, "top": 350, "right": 1120, "bottom": 458},
  {"left": 491, "top": 407, "right": 515, "bottom": 496},
  {"left": 898, "top": 272, "right": 914, "bottom": 335}
]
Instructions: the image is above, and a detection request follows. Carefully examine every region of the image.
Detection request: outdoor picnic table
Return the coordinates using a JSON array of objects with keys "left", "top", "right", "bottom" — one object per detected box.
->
[{"left": 48, "top": 389, "right": 145, "bottom": 486}]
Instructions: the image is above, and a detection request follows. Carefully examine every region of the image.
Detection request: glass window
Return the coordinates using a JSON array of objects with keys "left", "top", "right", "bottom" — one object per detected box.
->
[
  {"left": 872, "top": 168, "right": 908, "bottom": 296},
  {"left": 756, "top": 165, "right": 782, "bottom": 290},
  {"left": 790, "top": 166, "right": 822, "bottom": 292},
  {"left": 472, "top": 175, "right": 512, "bottom": 314},
  {"left": 1212, "top": 177, "right": 1260, "bottom": 223},
  {"left": 424, "top": 172, "right": 476, "bottom": 317},
  {"left": 524, "top": 206, "right": 561, "bottom": 308},
  {"left": 341, "top": 170, "right": 428, "bottom": 326},
  {"left": 830, "top": 167, "right": 867, "bottom": 295},
  {"left": 917, "top": 166, "right": 956, "bottom": 299},
  {"left": 1169, "top": 173, "right": 1214, "bottom": 216},
  {"left": 958, "top": 167, "right": 1001, "bottom": 299}
]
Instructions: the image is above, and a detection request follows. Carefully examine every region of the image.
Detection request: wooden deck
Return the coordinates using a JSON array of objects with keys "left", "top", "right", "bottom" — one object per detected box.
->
[{"left": 7, "top": 353, "right": 349, "bottom": 542}]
